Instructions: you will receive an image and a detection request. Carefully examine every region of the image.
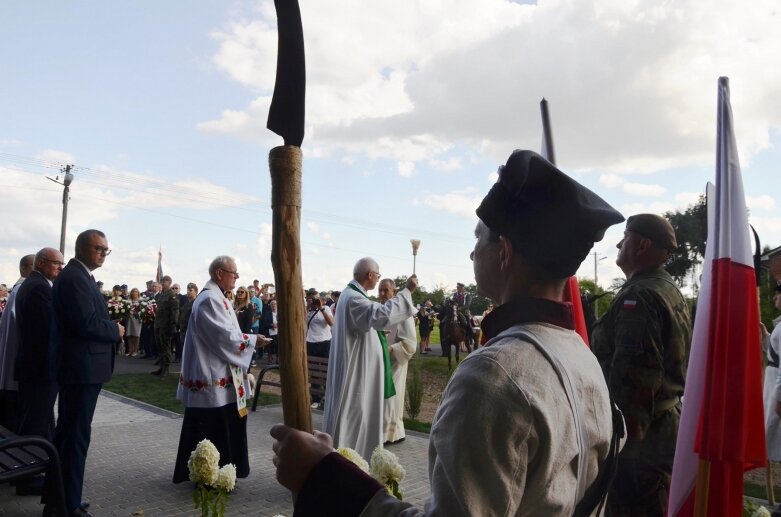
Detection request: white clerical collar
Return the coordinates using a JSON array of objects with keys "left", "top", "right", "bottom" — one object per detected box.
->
[{"left": 203, "top": 279, "right": 223, "bottom": 295}]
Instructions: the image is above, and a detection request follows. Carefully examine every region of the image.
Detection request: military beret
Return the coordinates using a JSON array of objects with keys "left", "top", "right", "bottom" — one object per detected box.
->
[
  {"left": 306, "top": 288, "right": 318, "bottom": 296},
  {"left": 476, "top": 150, "right": 625, "bottom": 278},
  {"left": 626, "top": 213, "right": 677, "bottom": 251},
  {"left": 456, "top": 282, "right": 465, "bottom": 288}
]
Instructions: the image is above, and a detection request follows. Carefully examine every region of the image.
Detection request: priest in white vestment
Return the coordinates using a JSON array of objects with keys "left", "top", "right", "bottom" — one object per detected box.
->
[
  {"left": 377, "top": 279, "right": 417, "bottom": 445},
  {"left": 322, "top": 258, "right": 418, "bottom": 459}
]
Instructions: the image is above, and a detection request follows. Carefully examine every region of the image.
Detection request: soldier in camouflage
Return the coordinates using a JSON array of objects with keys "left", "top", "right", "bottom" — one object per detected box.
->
[
  {"left": 591, "top": 213, "right": 692, "bottom": 517},
  {"left": 152, "top": 275, "right": 179, "bottom": 378}
]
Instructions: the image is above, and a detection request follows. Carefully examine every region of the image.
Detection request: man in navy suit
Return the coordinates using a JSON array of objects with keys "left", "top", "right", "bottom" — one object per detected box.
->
[
  {"left": 15, "top": 247, "right": 64, "bottom": 440},
  {"left": 44, "top": 230, "right": 124, "bottom": 517},
  {"left": 13, "top": 247, "right": 64, "bottom": 496}
]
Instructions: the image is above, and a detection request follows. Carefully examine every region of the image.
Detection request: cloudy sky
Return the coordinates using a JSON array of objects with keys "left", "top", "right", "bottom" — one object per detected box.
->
[{"left": 1, "top": 0, "right": 779, "bottom": 295}]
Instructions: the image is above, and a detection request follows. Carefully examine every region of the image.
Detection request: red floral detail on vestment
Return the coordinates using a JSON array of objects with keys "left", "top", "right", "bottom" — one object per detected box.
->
[{"left": 238, "top": 385, "right": 245, "bottom": 398}]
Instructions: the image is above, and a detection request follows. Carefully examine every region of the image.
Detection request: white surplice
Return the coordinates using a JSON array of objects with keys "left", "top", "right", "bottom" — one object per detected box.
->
[
  {"left": 383, "top": 315, "right": 417, "bottom": 443},
  {"left": 322, "top": 279, "right": 416, "bottom": 459},
  {"left": 764, "top": 316, "right": 781, "bottom": 460}
]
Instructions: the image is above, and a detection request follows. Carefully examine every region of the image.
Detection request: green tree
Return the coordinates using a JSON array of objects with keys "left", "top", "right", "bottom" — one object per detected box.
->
[
  {"left": 577, "top": 278, "right": 615, "bottom": 318},
  {"left": 464, "top": 283, "right": 493, "bottom": 315},
  {"left": 664, "top": 196, "right": 707, "bottom": 286}
]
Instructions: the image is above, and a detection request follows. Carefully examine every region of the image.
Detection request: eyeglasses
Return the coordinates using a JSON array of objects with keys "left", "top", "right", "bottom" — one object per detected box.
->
[
  {"left": 41, "top": 257, "right": 66, "bottom": 266},
  {"left": 219, "top": 268, "right": 240, "bottom": 279},
  {"left": 92, "top": 246, "right": 112, "bottom": 256},
  {"left": 371, "top": 271, "right": 381, "bottom": 278}
]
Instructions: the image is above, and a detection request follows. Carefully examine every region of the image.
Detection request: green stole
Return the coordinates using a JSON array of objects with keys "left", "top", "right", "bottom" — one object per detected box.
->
[{"left": 347, "top": 283, "right": 396, "bottom": 399}]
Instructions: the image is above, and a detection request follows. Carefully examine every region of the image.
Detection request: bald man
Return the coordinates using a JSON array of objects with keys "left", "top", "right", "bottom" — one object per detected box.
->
[{"left": 322, "top": 258, "right": 418, "bottom": 459}]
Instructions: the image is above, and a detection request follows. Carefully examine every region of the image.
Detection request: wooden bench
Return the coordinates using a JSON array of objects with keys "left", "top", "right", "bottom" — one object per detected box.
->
[
  {"left": 251, "top": 355, "right": 329, "bottom": 411},
  {"left": 0, "top": 425, "right": 67, "bottom": 516}
]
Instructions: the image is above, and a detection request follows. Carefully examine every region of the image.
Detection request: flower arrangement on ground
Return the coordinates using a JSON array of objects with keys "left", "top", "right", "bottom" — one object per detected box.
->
[
  {"left": 337, "top": 446, "right": 405, "bottom": 500},
  {"left": 188, "top": 439, "right": 236, "bottom": 517},
  {"left": 743, "top": 499, "right": 771, "bottom": 517},
  {"left": 133, "top": 296, "right": 157, "bottom": 325},
  {"left": 107, "top": 296, "right": 132, "bottom": 321}
]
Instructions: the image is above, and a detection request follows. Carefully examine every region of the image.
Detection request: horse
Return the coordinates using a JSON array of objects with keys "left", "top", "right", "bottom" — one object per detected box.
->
[{"left": 439, "top": 301, "right": 470, "bottom": 372}]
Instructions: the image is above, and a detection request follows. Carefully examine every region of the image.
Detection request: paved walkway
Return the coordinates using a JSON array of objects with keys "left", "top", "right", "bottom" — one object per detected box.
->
[{"left": 0, "top": 359, "right": 432, "bottom": 516}]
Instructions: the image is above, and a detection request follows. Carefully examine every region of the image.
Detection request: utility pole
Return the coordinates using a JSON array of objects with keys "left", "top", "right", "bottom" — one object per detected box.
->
[{"left": 47, "top": 165, "right": 74, "bottom": 255}]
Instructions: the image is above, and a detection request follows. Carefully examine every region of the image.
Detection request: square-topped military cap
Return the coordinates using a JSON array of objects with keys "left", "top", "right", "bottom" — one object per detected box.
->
[{"left": 476, "top": 150, "right": 625, "bottom": 278}]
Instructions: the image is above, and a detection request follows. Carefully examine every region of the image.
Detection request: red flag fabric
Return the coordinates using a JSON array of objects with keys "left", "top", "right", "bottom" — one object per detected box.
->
[
  {"left": 564, "top": 276, "right": 590, "bottom": 346},
  {"left": 668, "top": 77, "right": 766, "bottom": 517},
  {"left": 538, "top": 99, "right": 590, "bottom": 346}
]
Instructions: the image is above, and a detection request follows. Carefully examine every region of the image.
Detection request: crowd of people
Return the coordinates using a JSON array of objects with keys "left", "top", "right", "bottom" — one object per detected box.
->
[{"left": 1, "top": 149, "right": 779, "bottom": 516}]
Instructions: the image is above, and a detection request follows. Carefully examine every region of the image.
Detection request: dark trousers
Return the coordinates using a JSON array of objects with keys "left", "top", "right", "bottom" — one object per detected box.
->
[
  {"left": 141, "top": 325, "right": 157, "bottom": 358},
  {"left": 306, "top": 340, "right": 330, "bottom": 402},
  {"left": 155, "top": 327, "right": 172, "bottom": 370},
  {"left": 47, "top": 383, "right": 101, "bottom": 511},
  {"left": 16, "top": 379, "right": 58, "bottom": 440}
]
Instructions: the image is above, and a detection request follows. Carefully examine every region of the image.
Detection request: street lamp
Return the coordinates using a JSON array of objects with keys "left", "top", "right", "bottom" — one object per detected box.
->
[
  {"left": 593, "top": 251, "right": 607, "bottom": 318},
  {"left": 47, "top": 165, "right": 74, "bottom": 254}
]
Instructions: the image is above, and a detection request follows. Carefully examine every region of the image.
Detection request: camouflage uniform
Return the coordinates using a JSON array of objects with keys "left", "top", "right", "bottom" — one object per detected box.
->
[
  {"left": 591, "top": 267, "right": 691, "bottom": 517},
  {"left": 154, "top": 288, "right": 179, "bottom": 374}
]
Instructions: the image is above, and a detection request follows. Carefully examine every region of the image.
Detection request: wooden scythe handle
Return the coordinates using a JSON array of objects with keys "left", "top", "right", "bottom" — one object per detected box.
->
[{"left": 269, "top": 145, "right": 312, "bottom": 432}]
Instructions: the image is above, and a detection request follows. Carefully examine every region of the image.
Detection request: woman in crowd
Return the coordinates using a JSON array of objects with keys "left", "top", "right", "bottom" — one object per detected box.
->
[
  {"left": 126, "top": 288, "right": 142, "bottom": 356},
  {"left": 417, "top": 301, "right": 435, "bottom": 354},
  {"left": 224, "top": 289, "right": 235, "bottom": 302},
  {"left": 266, "top": 299, "right": 279, "bottom": 363},
  {"left": 234, "top": 287, "right": 254, "bottom": 333}
]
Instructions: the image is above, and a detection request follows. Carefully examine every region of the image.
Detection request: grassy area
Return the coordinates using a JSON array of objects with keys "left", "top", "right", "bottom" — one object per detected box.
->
[
  {"left": 745, "top": 481, "right": 780, "bottom": 501},
  {"left": 403, "top": 418, "right": 431, "bottom": 433},
  {"left": 103, "top": 373, "right": 281, "bottom": 415}
]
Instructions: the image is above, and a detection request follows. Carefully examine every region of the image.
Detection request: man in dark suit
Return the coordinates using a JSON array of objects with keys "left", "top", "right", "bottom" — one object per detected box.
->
[
  {"left": 13, "top": 247, "right": 64, "bottom": 496},
  {"left": 15, "top": 247, "right": 64, "bottom": 440},
  {"left": 44, "top": 229, "right": 124, "bottom": 517}
]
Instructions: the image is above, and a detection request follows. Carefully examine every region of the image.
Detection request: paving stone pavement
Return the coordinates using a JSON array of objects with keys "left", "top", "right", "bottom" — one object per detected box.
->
[{"left": 0, "top": 392, "right": 431, "bottom": 516}]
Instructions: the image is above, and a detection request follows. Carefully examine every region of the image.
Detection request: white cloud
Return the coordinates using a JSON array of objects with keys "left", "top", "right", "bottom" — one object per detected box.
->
[
  {"left": 488, "top": 171, "right": 499, "bottom": 183},
  {"left": 621, "top": 182, "right": 666, "bottom": 197},
  {"left": 747, "top": 195, "right": 777, "bottom": 212},
  {"left": 39, "top": 149, "right": 75, "bottom": 165},
  {"left": 307, "top": 222, "right": 320, "bottom": 233},
  {"left": 599, "top": 174, "right": 624, "bottom": 188},
  {"left": 674, "top": 192, "right": 703, "bottom": 206},
  {"left": 423, "top": 188, "right": 482, "bottom": 219},
  {"left": 201, "top": 0, "right": 781, "bottom": 175},
  {"left": 429, "top": 157, "right": 462, "bottom": 172},
  {"left": 397, "top": 161, "right": 415, "bottom": 177}
]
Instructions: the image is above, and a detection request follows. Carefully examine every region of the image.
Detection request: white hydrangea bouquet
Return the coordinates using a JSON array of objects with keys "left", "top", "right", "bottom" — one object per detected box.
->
[
  {"left": 106, "top": 296, "right": 131, "bottom": 321},
  {"left": 188, "top": 439, "right": 236, "bottom": 517},
  {"left": 337, "top": 446, "right": 406, "bottom": 500}
]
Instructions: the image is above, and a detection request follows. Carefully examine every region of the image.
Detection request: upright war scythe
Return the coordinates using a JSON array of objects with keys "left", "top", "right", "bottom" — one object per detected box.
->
[{"left": 266, "top": 0, "right": 311, "bottom": 432}]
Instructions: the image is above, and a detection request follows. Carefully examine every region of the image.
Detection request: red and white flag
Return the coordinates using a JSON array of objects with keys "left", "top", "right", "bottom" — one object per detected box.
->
[
  {"left": 667, "top": 77, "right": 765, "bottom": 516},
  {"left": 539, "top": 98, "right": 590, "bottom": 345}
]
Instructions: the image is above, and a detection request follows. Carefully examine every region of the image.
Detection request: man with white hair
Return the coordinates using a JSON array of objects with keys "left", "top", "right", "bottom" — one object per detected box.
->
[
  {"left": 377, "top": 278, "right": 417, "bottom": 445},
  {"left": 172, "top": 255, "right": 269, "bottom": 484},
  {"left": 322, "top": 258, "right": 418, "bottom": 459}
]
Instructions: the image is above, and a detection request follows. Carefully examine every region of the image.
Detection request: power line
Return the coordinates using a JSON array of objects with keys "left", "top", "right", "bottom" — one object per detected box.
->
[{"left": 0, "top": 153, "right": 470, "bottom": 244}]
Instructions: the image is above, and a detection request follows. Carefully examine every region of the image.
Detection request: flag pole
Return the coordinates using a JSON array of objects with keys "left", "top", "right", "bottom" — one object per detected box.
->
[
  {"left": 540, "top": 98, "right": 556, "bottom": 164},
  {"left": 539, "top": 98, "right": 590, "bottom": 346},
  {"left": 694, "top": 459, "right": 711, "bottom": 516}
]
